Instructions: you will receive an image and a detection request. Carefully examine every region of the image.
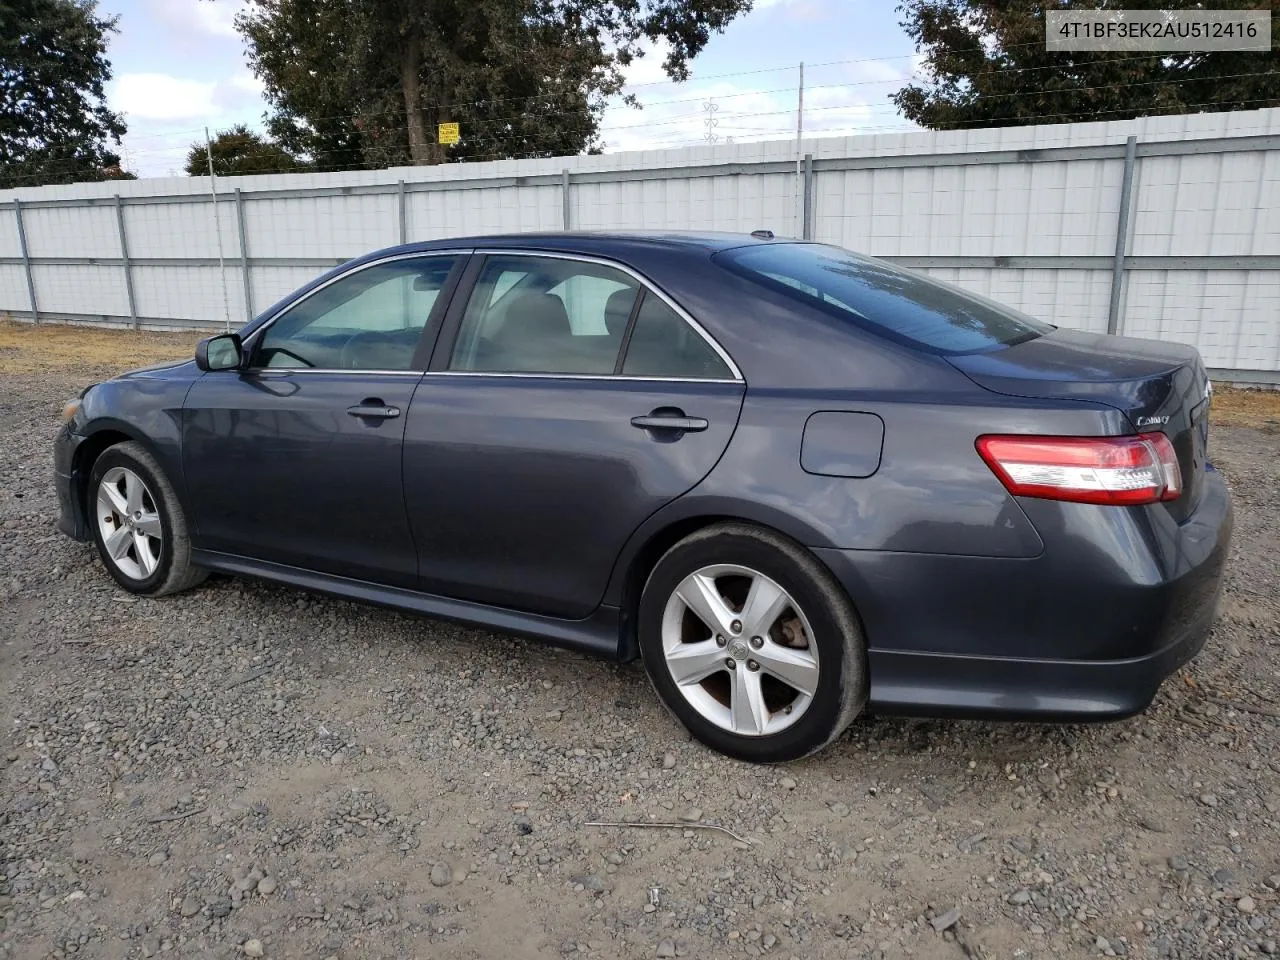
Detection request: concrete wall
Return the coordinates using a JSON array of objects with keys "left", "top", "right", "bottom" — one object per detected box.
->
[{"left": 2, "top": 107, "right": 1278, "bottom": 379}]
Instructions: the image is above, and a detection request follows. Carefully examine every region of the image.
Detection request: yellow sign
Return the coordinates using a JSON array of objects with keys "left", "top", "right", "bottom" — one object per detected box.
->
[{"left": 438, "top": 122, "right": 460, "bottom": 146}]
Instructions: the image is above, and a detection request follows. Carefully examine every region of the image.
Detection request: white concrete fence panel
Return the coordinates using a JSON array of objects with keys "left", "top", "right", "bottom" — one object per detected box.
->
[{"left": 2, "top": 107, "right": 1278, "bottom": 382}]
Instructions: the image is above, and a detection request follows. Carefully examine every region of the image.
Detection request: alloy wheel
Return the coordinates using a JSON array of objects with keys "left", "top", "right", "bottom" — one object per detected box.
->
[
  {"left": 660, "top": 563, "right": 819, "bottom": 737},
  {"left": 96, "top": 466, "right": 163, "bottom": 581}
]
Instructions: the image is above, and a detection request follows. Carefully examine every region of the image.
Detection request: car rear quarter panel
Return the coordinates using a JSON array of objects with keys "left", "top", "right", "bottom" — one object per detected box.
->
[
  {"left": 600, "top": 246, "right": 1134, "bottom": 599},
  {"left": 630, "top": 388, "right": 1134, "bottom": 557}
]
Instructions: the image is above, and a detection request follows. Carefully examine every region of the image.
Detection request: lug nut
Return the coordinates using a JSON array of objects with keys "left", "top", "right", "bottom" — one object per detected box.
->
[
  {"left": 730, "top": 619, "right": 743, "bottom": 634},
  {"left": 747, "top": 659, "right": 760, "bottom": 672},
  {"left": 749, "top": 636, "right": 763, "bottom": 649},
  {"left": 715, "top": 635, "right": 726, "bottom": 647},
  {"left": 725, "top": 658, "right": 737, "bottom": 669}
]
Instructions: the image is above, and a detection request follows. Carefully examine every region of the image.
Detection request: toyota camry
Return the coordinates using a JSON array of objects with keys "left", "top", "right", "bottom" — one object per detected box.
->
[{"left": 54, "top": 232, "right": 1232, "bottom": 762}]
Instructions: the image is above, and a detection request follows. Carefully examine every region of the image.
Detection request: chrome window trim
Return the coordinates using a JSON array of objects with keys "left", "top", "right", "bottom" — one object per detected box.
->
[
  {"left": 422, "top": 370, "right": 741, "bottom": 384},
  {"left": 464, "top": 248, "right": 745, "bottom": 383},
  {"left": 239, "top": 249, "right": 474, "bottom": 360},
  {"left": 237, "top": 245, "right": 745, "bottom": 383},
  {"left": 246, "top": 368, "right": 424, "bottom": 377}
]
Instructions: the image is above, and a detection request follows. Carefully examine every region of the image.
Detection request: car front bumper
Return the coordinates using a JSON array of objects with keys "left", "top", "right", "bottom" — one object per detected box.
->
[
  {"left": 54, "top": 423, "right": 90, "bottom": 542},
  {"left": 816, "top": 465, "right": 1233, "bottom": 721}
]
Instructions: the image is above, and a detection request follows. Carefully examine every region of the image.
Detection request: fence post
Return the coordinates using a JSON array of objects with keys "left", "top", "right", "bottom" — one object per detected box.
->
[
  {"left": 234, "top": 188, "right": 254, "bottom": 322},
  {"left": 13, "top": 198, "right": 38, "bottom": 324},
  {"left": 562, "top": 169, "right": 571, "bottom": 231},
  {"left": 114, "top": 194, "right": 139, "bottom": 330},
  {"left": 802, "top": 153, "right": 815, "bottom": 240},
  {"left": 398, "top": 179, "right": 407, "bottom": 244},
  {"left": 1107, "top": 135, "right": 1138, "bottom": 336}
]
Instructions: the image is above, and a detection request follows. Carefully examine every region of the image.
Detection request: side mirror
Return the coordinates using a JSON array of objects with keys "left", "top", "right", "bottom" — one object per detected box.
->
[{"left": 195, "top": 333, "right": 244, "bottom": 372}]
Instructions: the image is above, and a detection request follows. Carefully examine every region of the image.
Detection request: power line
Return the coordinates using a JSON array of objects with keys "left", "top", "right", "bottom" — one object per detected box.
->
[
  {"left": 105, "top": 59, "right": 1277, "bottom": 159},
  {"left": 8, "top": 65, "right": 1277, "bottom": 188},
  {"left": 615, "top": 38, "right": 1083, "bottom": 91}
]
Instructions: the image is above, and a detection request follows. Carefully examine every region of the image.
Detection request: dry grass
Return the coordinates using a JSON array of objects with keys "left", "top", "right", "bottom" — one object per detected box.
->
[
  {"left": 2, "top": 319, "right": 1278, "bottom": 428},
  {"left": 0, "top": 319, "right": 202, "bottom": 376},
  {"left": 1211, "top": 385, "right": 1280, "bottom": 429}
]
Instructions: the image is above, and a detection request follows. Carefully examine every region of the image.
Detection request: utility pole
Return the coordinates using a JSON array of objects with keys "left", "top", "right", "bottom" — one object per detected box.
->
[
  {"left": 205, "top": 127, "right": 232, "bottom": 332},
  {"left": 795, "top": 62, "right": 805, "bottom": 238}
]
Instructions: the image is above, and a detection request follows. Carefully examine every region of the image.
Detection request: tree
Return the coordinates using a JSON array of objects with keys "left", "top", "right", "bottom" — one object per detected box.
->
[
  {"left": 0, "top": 0, "right": 128, "bottom": 188},
  {"left": 892, "top": 0, "right": 1280, "bottom": 130},
  {"left": 185, "top": 124, "right": 306, "bottom": 177},
  {"left": 235, "top": 0, "right": 753, "bottom": 170}
]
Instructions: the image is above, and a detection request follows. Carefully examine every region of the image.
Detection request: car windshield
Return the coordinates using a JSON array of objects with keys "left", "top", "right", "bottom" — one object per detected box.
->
[{"left": 715, "top": 242, "right": 1052, "bottom": 355}]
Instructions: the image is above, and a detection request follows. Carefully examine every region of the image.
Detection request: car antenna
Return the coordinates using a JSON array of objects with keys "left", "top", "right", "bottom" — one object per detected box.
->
[{"left": 750, "top": 229, "right": 775, "bottom": 240}]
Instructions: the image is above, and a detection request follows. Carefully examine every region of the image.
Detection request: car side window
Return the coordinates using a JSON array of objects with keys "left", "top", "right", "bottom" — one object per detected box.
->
[
  {"left": 621, "top": 293, "right": 733, "bottom": 380},
  {"left": 449, "top": 255, "right": 640, "bottom": 375},
  {"left": 255, "top": 256, "right": 458, "bottom": 371}
]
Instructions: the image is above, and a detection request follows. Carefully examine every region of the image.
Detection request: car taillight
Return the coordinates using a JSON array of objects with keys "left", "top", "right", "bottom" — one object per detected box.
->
[{"left": 976, "top": 433, "right": 1182, "bottom": 505}]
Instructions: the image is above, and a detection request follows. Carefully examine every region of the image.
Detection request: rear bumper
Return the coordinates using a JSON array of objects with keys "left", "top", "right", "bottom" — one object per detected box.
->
[
  {"left": 816, "top": 466, "right": 1233, "bottom": 720},
  {"left": 54, "top": 424, "right": 90, "bottom": 541},
  {"left": 862, "top": 625, "right": 1211, "bottom": 720}
]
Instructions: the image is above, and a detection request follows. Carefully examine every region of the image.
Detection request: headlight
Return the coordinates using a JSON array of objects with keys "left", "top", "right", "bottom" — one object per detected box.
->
[{"left": 63, "top": 383, "right": 97, "bottom": 423}]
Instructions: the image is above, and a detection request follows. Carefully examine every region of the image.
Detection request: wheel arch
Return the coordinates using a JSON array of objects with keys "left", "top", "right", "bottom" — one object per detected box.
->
[
  {"left": 71, "top": 423, "right": 153, "bottom": 520},
  {"left": 607, "top": 499, "right": 856, "bottom": 662}
]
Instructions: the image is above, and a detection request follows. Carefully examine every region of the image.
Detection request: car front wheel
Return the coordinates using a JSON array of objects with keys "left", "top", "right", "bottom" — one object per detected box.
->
[
  {"left": 88, "top": 441, "right": 207, "bottom": 597},
  {"left": 638, "top": 523, "right": 867, "bottom": 763}
]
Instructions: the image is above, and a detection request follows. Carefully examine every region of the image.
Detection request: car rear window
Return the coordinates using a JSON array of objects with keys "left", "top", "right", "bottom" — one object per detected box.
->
[{"left": 714, "top": 243, "right": 1052, "bottom": 355}]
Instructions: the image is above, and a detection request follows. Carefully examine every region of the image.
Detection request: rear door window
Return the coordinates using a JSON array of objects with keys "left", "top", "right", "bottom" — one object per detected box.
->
[
  {"left": 449, "top": 255, "right": 639, "bottom": 375},
  {"left": 621, "top": 294, "right": 733, "bottom": 380},
  {"left": 715, "top": 243, "right": 1051, "bottom": 355}
]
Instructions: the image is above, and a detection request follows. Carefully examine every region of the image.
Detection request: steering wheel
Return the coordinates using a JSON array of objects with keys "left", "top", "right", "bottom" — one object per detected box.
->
[{"left": 339, "top": 330, "right": 404, "bottom": 370}]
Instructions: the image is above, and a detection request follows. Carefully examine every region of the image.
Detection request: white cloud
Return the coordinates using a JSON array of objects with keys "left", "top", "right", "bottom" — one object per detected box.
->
[
  {"left": 214, "top": 71, "right": 266, "bottom": 112},
  {"left": 109, "top": 68, "right": 271, "bottom": 176},
  {"left": 145, "top": 0, "right": 244, "bottom": 39},
  {"left": 191, "top": 0, "right": 243, "bottom": 37},
  {"left": 112, "top": 73, "right": 221, "bottom": 122},
  {"left": 752, "top": 0, "right": 830, "bottom": 19},
  {"left": 111, "top": 69, "right": 265, "bottom": 125},
  {"left": 228, "top": 72, "right": 264, "bottom": 97}
]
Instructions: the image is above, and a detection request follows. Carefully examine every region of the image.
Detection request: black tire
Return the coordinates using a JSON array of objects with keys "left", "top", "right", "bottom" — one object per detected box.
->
[
  {"left": 87, "top": 441, "right": 208, "bottom": 597},
  {"left": 637, "top": 523, "right": 867, "bottom": 763}
]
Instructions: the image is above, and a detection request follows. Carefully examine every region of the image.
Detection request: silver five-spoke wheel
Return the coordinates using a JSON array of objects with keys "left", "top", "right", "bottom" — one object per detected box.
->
[
  {"left": 661, "top": 563, "right": 819, "bottom": 737},
  {"left": 96, "top": 465, "right": 162, "bottom": 580}
]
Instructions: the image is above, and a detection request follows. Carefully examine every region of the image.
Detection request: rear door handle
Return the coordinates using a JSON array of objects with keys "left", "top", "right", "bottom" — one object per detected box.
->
[
  {"left": 347, "top": 403, "right": 401, "bottom": 420},
  {"left": 630, "top": 415, "right": 708, "bottom": 432}
]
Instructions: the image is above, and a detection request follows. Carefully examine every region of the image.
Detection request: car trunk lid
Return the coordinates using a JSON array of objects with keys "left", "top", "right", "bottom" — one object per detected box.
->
[{"left": 949, "top": 328, "right": 1212, "bottom": 522}]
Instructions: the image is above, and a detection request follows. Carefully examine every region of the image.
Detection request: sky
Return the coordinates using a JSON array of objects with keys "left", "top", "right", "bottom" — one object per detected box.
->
[{"left": 98, "top": 0, "right": 924, "bottom": 178}]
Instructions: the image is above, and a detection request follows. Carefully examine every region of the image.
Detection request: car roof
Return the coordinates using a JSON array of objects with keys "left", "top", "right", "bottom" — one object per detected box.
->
[{"left": 379, "top": 230, "right": 784, "bottom": 259}]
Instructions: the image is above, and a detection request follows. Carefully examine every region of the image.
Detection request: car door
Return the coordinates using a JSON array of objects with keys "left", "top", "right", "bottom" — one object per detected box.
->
[
  {"left": 182, "top": 253, "right": 465, "bottom": 587},
  {"left": 403, "top": 251, "right": 747, "bottom": 619}
]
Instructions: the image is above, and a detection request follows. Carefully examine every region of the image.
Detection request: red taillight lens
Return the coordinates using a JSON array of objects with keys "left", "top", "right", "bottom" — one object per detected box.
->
[{"left": 976, "top": 432, "right": 1182, "bottom": 505}]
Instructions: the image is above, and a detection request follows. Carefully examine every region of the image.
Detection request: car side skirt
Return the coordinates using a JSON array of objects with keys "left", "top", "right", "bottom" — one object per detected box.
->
[{"left": 189, "top": 550, "right": 622, "bottom": 659}]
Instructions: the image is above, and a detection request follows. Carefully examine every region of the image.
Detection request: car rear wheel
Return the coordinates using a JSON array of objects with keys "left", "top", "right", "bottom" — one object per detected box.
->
[
  {"left": 88, "top": 441, "right": 207, "bottom": 597},
  {"left": 638, "top": 523, "right": 866, "bottom": 762}
]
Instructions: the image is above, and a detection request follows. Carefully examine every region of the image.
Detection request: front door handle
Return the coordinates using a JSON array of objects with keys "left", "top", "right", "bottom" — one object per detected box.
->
[
  {"left": 630, "top": 415, "right": 709, "bottom": 433},
  {"left": 347, "top": 402, "right": 401, "bottom": 420}
]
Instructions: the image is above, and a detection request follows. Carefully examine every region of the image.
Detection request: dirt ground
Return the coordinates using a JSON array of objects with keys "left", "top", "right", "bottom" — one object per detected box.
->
[{"left": 1, "top": 322, "right": 1279, "bottom": 960}]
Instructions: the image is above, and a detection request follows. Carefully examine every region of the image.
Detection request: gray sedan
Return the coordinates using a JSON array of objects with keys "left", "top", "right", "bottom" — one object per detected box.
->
[{"left": 54, "top": 232, "right": 1232, "bottom": 762}]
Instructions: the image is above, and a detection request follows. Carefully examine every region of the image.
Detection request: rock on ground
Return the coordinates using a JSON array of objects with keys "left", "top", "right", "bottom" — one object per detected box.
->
[{"left": 2, "top": 370, "right": 1279, "bottom": 959}]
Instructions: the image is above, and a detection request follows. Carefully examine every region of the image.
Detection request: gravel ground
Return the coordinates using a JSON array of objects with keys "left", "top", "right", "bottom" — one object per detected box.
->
[{"left": 2, "top": 369, "right": 1279, "bottom": 960}]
